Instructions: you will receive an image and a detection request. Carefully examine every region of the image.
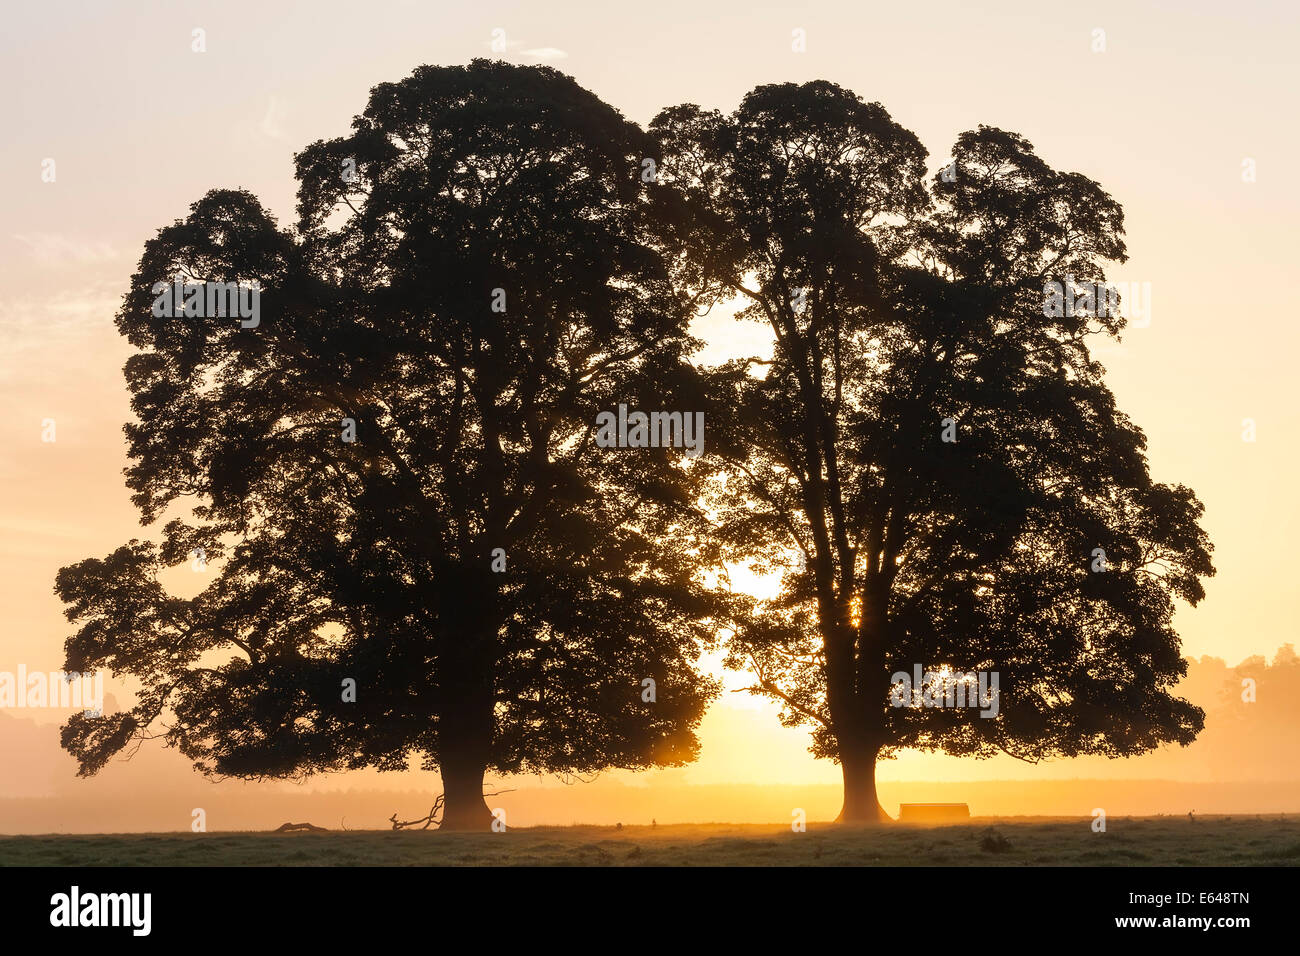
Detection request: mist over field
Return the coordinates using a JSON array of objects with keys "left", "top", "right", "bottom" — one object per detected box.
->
[{"left": 3, "top": 649, "right": 1295, "bottom": 833}]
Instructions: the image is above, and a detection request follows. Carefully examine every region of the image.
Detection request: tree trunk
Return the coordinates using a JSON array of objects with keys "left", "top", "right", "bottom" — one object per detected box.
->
[
  {"left": 438, "top": 748, "right": 494, "bottom": 831},
  {"left": 433, "top": 564, "right": 499, "bottom": 832},
  {"left": 835, "top": 744, "right": 891, "bottom": 824},
  {"left": 435, "top": 658, "right": 496, "bottom": 831}
]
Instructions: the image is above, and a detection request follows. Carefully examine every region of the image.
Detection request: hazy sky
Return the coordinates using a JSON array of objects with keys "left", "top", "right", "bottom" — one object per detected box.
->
[{"left": 2, "top": 0, "right": 1297, "bottom": 802}]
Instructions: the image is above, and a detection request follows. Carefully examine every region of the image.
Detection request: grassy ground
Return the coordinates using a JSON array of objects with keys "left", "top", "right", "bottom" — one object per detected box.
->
[{"left": 2, "top": 816, "right": 1298, "bottom": 866}]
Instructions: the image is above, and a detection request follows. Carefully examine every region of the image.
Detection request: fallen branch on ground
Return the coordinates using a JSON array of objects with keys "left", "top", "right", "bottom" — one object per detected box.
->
[{"left": 389, "top": 789, "right": 518, "bottom": 830}]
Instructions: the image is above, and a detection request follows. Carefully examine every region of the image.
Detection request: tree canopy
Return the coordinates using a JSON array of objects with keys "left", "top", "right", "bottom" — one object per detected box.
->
[
  {"left": 652, "top": 81, "right": 1214, "bottom": 820},
  {"left": 55, "top": 60, "right": 727, "bottom": 829},
  {"left": 54, "top": 66, "right": 1214, "bottom": 829}
]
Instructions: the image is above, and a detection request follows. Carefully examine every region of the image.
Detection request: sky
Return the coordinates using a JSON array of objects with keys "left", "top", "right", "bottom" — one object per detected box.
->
[{"left": 1, "top": 0, "right": 1297, "bottom": 820}]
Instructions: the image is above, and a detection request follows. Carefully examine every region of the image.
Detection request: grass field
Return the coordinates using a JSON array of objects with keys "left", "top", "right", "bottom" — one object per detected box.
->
[{"left": 2, "top": 816, "right": 1298, "bottom": 866}]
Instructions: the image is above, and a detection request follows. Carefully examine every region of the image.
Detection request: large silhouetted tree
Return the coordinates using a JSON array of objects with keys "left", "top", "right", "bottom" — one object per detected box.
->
[
  {"left": 652, "top": 82, "right": 1215, "bottom": 822},
  {"left": 54, "top": 61, "right": 727, "bottom": 830}
]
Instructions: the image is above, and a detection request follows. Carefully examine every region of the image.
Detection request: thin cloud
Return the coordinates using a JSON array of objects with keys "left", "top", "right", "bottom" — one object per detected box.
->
[
  {"left": 522, "top": 47, "right": 568, "bottom": 60},
  {"left": 12, "top": 233, "right": 121, "bottom": 265}
]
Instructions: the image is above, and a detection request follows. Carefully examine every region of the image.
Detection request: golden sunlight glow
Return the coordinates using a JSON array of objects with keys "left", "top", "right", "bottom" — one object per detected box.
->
[{"left": 0, "top": 1, "right": 1293, "bottom": 829}]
